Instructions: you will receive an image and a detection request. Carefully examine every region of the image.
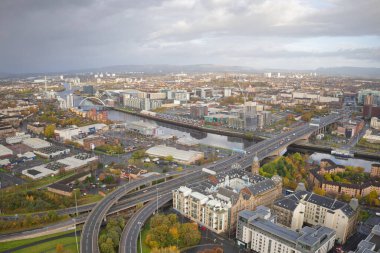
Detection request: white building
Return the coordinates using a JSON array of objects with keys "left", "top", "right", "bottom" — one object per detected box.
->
[
  {"left": 363, "top": 129, "right": 380, "bottom": 143},
  {"left": 146, "top": 145, "right": 204, "bottom": 164},
  {"left": 22, "top": 138, "right": 51, "bottom": 149},
  {"left": 0, "top": 144, "right": 13, "bottom": 158},
  {"left": 66, "top": 94, "right": 74, "bottom": 108},
  {"left": 126, "top": 120, "right": 158, "bottom": 136},
  {"left": 236, "top": 206, "right": 336, "bottom": 253},
  {"left": 22, "top": 153, "right": 98, "bottom": 179},
  {"left": 371, "top": 117, "right": 380, "bottom": 130},
  {"left": 223, "top": 88, "right": 232, "bottom": 97},
  {"left": 6, "top": 132, "right": 31, "bottom": 144},
  {"left": 273, "top": 190, "right": 359, "bottom": 244}
]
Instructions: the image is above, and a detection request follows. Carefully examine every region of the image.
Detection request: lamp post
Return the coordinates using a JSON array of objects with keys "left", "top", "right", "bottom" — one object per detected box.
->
[
  {"left": 138, "top": 221, "right": 143, "bottom": 253},
  {"left": 74, "top": 190, "right": 79, "bottom": 253},
  {"left": 156, "top": 187, "right": 159, "bottom": 213}
]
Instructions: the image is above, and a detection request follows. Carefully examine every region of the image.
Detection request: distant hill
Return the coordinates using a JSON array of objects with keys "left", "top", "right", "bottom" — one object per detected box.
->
[
  {"left": 77, "top": 64, "right": 257, "bottom": 74},
  {"left": 316, "top": 67, "right": 380, "bottom": 78},
  {"left": 1, "top": 65, "right": 380, "bottom": 79}
]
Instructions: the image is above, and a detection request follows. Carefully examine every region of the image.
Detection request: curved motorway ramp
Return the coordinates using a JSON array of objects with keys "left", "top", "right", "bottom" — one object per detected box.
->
[{"left": 119, "top": 194, "right": 173, "bottom": 253}]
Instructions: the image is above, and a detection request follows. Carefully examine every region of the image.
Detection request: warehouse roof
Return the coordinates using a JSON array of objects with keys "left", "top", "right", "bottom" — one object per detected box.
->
[
  {"left": 146, "top": 145, "right": 203, "bottom": 163},
  {"left": 22, "top": 138, "right": 51, "bottom": 149},
  {"left": 0, "top": 144, "right": 13, "bottom": 157}
]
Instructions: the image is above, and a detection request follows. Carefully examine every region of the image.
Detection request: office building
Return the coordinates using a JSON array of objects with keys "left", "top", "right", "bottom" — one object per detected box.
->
[
  {"left": 358, "top": 89, "right": 380, "bottom": 106},
  {"left": 195, "top": 88, "right": 213, "bottom": 99},
  {"left": 236, "top": 207, "right": 336, "bottom": 253},
  {"left": 123, "top": 97, "right": 162, "bottom": 111},
  {"left": 190, "top": 105, "right": 208, "bottom": 119}
]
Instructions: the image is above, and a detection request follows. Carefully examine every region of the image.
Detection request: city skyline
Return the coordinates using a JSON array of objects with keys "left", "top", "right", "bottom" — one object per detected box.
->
[{"left": 0, "top": 0, "right": 379, "bottom": 73}]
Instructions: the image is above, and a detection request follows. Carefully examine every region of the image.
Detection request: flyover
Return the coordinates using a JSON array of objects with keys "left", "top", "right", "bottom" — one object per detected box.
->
[
  {"left": 0, "top": 114, "right": 342, "bottom": 247},
  {"left": 47, "top": 114, "right": 338, "bottom": 253},
  {"left": 119, "top": 194, "right": 173, "bottom": 253},
  {"left": 117, "top": 114, "right": 342, "bottom": 253},
  {"left": 80, "top": 170, "right": 190, "bottom": 253}
]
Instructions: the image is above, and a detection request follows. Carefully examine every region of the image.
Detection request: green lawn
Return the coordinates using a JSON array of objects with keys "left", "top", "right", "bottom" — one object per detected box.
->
[
  {"left": 0, "top": 230, "right": 78, "bottom": 252},
  {"left": 12, "top": 236, "right": 79, "bottom": 253},
  {"left": 77, "top": 194, "right": 103, "bottom": 205}
]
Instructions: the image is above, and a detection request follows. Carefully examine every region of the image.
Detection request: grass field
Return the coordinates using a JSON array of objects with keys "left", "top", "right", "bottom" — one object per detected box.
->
[
  {"left": 0, "top": 229, "right": 79, "bottom": 252},
  {"left": 13, "top": 236, "right": 79, "bottom": 253}
]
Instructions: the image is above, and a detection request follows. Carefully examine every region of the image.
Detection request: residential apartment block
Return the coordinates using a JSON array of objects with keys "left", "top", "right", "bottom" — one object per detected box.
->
[
  {"left": 309, "top": 160, "right": 380, "bottom": 197},
  {"left": 272, "top": 190, "right": 359, "bottom": 244},
  {"left": 348, "top": 224, "right": 380, "bottom": 253},
  {"left": 236, "top": 206, "right": 336, "bottom": 253},
  {"left": 172, "top": 169, "right": 282, "bottom": 233}
]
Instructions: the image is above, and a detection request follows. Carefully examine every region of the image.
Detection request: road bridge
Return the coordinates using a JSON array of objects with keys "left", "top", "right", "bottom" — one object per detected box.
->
[{"left": 116, "top": 114, "right": 342, "bottom": 253}]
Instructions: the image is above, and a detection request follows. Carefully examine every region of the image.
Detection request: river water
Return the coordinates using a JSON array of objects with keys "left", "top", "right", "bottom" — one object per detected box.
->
[
  {"left": 58, "top": 84, "right": 253, "bottom": 150},
  {"left": 58, "top": 84, "right": 378, "bottom": 168}
]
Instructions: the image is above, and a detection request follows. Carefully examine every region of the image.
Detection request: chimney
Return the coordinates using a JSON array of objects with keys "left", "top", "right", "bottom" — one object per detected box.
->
[{"left": 349, "top": 198, "right": 359, "bottom": 211}]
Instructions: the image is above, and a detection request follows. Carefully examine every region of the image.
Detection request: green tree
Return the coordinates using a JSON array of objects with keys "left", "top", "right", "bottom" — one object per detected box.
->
[
  {"left": 165, "top": 155, "right": 174, "bottom": 162},
  {"left": 100, "top": 238, "right": 115, "bottom": 253}
]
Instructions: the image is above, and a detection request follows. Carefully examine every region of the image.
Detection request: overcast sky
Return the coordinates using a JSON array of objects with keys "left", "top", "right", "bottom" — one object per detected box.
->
[{"left": 0, "top": 0, "right": 379, "bottom": 73}]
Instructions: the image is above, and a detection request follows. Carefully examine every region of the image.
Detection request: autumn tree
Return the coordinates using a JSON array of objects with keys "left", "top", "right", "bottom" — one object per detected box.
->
[
  {"left": 152, "top": 246, "right": 180, "bottom": 253},
  {"left": 313, "top": 187, "right": 326, "bottom": 196},
  {"left": 44, "top": 124, "right": 56, "bottom": 138},
  {"left": 56, "top": 243, "right": 64, "bottom": 253}
]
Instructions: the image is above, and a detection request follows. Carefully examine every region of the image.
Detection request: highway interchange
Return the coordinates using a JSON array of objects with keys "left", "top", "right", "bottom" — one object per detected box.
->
[
  {"left": 81, "top": 113, "right": 341, "bottom": 253},
  {"left": 0, "top": 114, "right": 341, "bottom": 252}
]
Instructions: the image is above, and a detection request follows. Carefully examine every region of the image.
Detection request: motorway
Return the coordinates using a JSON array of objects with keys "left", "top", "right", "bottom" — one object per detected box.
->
[
  {"left": 119, "top": 194, "right": 173, "bottom": 253},
  {"left": 117, "top": 114, "right": 342, "bottom": 253},
  {"left": 80, "top": 170, "right": 190, "bottom": 253},
  {"left": 0, "top": 114, "right": 340, "bottom": 251}
]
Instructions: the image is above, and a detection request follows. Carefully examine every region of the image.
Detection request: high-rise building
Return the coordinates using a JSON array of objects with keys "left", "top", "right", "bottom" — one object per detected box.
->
[
  {"left": 236, "top": 207, "right": 336, "bottom": 253},
  {"left": 194, "top": 88, "right": 213, "bottom": 99},
  {"left": 190, "top": 105, "right": 208, "bottom": 119},
  {"left": 66, "top": 94, "right": 74, "bottom": 108},
  {"left": 365, "top": 94, "right": 374, "bottom": 105},
  {"left": 244, "top": 101, "right": 257, "bottom": 116},
  {"left": 223, "top": 88, "right": 232, "bottom": 97},
  {"left": 358, "top": 89, "right": 380, "bottom": 105}
]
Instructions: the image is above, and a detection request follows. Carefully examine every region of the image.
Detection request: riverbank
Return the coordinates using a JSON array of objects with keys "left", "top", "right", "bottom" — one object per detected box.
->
[
  {"left": 111, "top": 107, "right": 380, "bottom": 161},
  {"left": 111, "top": 107, "right": 264, "bottom": 141}
]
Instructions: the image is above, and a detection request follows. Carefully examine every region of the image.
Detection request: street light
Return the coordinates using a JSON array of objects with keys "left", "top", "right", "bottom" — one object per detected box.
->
[
  {"left": 74, "top": 190, "right": 79, "bottom": 253},
  {"left": 138, "top": 221, "right": 143, "bottom": 253},
  {"left": 156, "top": 187, "right": 159, "bottom": 213}
]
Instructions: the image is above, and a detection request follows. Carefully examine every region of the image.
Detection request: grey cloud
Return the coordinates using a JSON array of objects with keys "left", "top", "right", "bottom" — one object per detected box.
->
[{"left": 0, "top": 0, "right": 379, "bottom": 73}]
